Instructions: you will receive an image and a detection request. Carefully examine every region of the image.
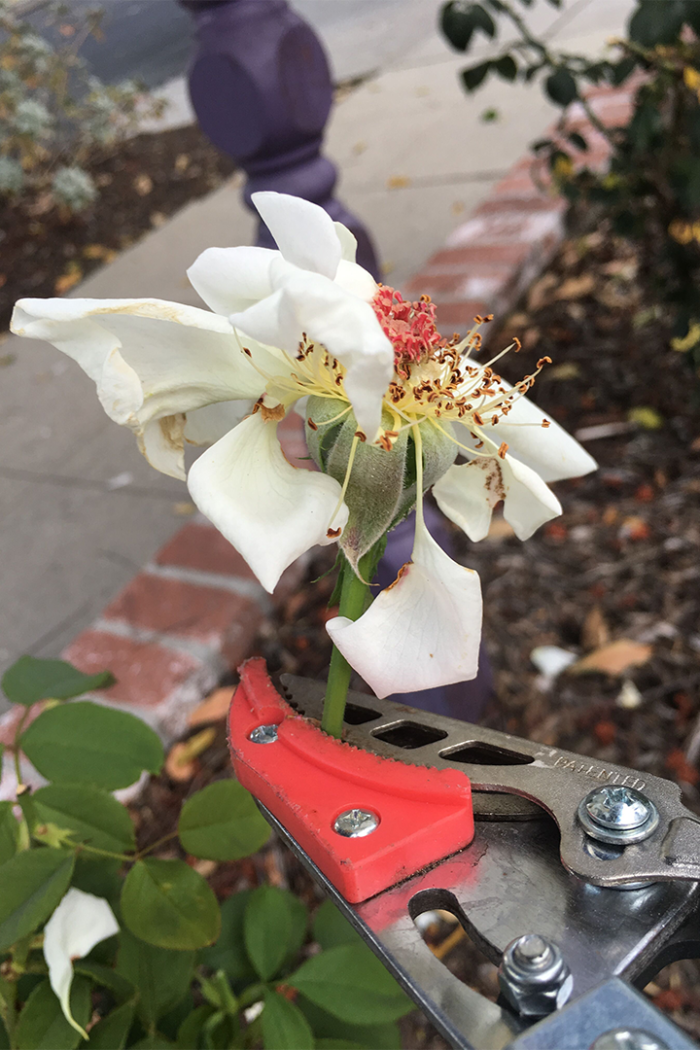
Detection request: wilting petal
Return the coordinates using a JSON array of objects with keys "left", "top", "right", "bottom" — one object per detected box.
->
[
  {"left": 326, "top": 517, "right": 482, "bottom": 697},
  {"left": 11, "top": 298, "right": 269, "bottom": 428},
  {"left": 187, "top": 412, "right": 348, "bottom": 592},
  {"left": 234, "top": 262, "right": 392, "bottom": 439},
  {"left": 44, "top": 888, "right": 119, "bottom": 1037},
  {"left": 432, "top": 461, "right": 494, "bottom": 542},
  {"left": 184, "top": 400, "right": 253, "bottom": 446},
  {"left": 253, "top": 191, "right": 341, "bottom": 279},
  {"left": 187, "top": 246, "right": 276, "bottom": 316},
  {"left": 434, "top": 453, "right": 562, "bottom": 542},
  {"left": 477, "top": 373, "right": 596, "bottom": 482},
  {"left": 138, "top": 414, "right": 187, "bottom": 479}
]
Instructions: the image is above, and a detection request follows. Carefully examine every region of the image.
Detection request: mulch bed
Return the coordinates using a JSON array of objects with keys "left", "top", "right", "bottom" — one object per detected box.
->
[
  {"left": 130, "top": 219, "right": 700, "bottom": 1044},
  {"left": 0, "top": 123, "right": 235, "bottom": 333}
]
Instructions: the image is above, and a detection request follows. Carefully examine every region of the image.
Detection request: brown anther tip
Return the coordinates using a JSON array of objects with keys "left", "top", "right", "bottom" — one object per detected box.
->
[
  {"left": 326, "top": 527, "right": 342, "bottom": 539},
  {"left": 473, "top": 314, "right": 484, "bottom": 325},
  {"left": 537, "top": 356, "right": 553, "bottom": 367},
  {"left": 242, "top": 346, "right": 252, "bottom": 357},
  {"left": 354, "top": 430, "right": 367, "bottom": 442},
  {"left": 513, "top": 337, "right": 522, "bottom": 352},
  {"left": 307, "top": 418, "right": 318, "bottom": 431},
  {"left": 542, "top": 419, "right": 551, "bottom": 428},
  {"left": 484, "top": 314, "right": 494, "bottom": 322},
  {"left": 497, "top": 442, "right": 509, "bottom": 460}
]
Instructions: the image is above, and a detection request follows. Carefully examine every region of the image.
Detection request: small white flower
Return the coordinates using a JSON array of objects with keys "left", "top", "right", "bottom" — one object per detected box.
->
[{"left": 43, "top": 888, "right": 119, "bottom": 1037}]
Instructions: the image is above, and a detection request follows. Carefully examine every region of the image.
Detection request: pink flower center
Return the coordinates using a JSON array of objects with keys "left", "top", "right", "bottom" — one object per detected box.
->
[{"left": 372, "top": 285, "right": 445, "bottom": 372}]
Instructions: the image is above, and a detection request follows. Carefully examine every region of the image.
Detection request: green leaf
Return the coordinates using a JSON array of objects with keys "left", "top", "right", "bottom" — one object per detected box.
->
[
  {"left": 116, "top": 929, "right": 195, "bottom": 1026},
  {"left": 2, "top": 656, "right": 114, "bottom": 708},
  {"left": 312, "top": 901, "right": 363, "bottom": 951},
  {"left": 244, "top": 886, "right": 307, "bottom": 981},
  {"left": 298, "top": 1000, "right": 401, "bottom": 1050},
  {"left": 315, "top": 1042, "right": 365, "bottom": 1049},
  {"left": 0, "top": 802, "right": 20, "bottom": 864},
  {"left": 493, "top": 55, "right": 517, "bottom": 81},
  {"left": 461, "top": 60, "right": 492, "bottom": 92},
  {"left": 71, "top": 855, "right": 122, "bottom": 904},
  {"left": 566, "top": 130, "right": 588, "bottom": 152},
  {"left": 15, "top": 977, "right": 90, "bottom": 1050},
  {"left": 262, "top": 991, "right": 314, "bottom": 1050},
  {"left": 289, "top": 945, "right": 412, "bottom": 1024},
  {"left": 545, "top": 68, "right": 577, "bottom": 106},
  {"left": 20, "top": 701, "right": 164, "bottom": 790},
  {"left": 74, "top": 961, "right": 135, "bottom": 1004},
  {"left": 176, "top": 1004, "right": 216, "bottom": 1050},
  {"left": 629, "top": 0, "right": 684, "bottom": 46},
  {"left": 121, "top": 858, "right": 220, "bottom": 951},
  {"left": 200, "top": 891, "right": 257, "bottom": 987},
  {"left": 30, "top": 784, "right": 136, "bottom": 854},
  {"left": 440, "top": 1, "right": 495, "bottom": 51},
  {"left": 79, "top": 1002, "right": 135, "bottom": 1050},
  {"left": 178, "top": 780, "right": 270, "bottom": 861},
  {"left": 130, "top": 1037, "right": 173, "bottom": 1049},
  {"left": 0, "top": 849, "right": 74, "bottom": 952}
]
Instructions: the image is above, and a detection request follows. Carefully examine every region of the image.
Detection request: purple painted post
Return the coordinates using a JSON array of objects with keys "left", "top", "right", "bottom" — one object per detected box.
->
[{"left": 180, "top": 0, "right": 380, "bottom": 278}]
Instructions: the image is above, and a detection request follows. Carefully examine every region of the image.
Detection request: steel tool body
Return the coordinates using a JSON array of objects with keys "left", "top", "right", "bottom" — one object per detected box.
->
[{"left": 229, "top": 659, "right": 700, "bottom": 1050}]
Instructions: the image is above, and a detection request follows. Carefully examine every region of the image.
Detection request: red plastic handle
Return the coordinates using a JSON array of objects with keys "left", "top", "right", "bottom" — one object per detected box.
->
[{"left": 228, "top": 659, "right": 475, "bottom": 903}]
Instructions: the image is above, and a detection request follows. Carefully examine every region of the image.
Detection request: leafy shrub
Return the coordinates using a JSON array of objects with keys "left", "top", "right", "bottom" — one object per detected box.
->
[
  {"left": 0, "top": 655, "right": 412, "bottom": 1048},
  {"left": 440, "top": 0, "right": 700, "bottom": 369},
  {"left": 0, "top": 1, "right": 164, "bottom": 215}
]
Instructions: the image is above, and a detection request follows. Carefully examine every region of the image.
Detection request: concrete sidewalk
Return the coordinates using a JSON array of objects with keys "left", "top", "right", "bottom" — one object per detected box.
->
[{"left": 0, "top": 0, "right": 635, "bottom": 702}]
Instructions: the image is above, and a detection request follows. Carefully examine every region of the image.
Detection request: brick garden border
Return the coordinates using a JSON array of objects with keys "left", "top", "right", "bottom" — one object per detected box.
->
[{"left": 0, "top": 83, "right": 636, "bottom": 780}]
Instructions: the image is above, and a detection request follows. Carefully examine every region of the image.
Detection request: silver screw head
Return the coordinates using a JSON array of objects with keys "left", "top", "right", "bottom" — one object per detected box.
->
[
  {"left": 498, "top": 935, "right": 572, "bottom": 1017},
  {"left": 578, "top": 786, "right": 659, "bottom": 845},
  {"left": 590, "top": 1028, "right": 669, "bottom": 1050},
  {"left": 513, "top": 934, "right": 552, "bottom": 969},
  {"left": 248, "top": 724, "right": 278, "bottom": 744},
  {"left": 333, "top": 809, "right": 379, "bottom": 838}
]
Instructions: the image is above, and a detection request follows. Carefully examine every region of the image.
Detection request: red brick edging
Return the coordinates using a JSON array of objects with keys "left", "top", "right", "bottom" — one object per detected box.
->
[{"left": 0, "top": 83, "right": 635, "bottom": 782}]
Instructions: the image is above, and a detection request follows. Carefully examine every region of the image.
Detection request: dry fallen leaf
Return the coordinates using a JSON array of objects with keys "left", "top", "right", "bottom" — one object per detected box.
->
[
  {"left": 553, "top": 273, "right": 595, "bottom": 301},
  {"left": 527, "top": 273, "right": 558, "bottom": 312},
  {"left": 133, "top": 173, "right": 154, "bottom": 196},
  {"left": 570, "top": 639, "right": 652, "bottom": 677},
  {"left": 486, "top": 518, "right": 515, "bottom": 541},
  {"left": 172, "top": 501, "right": 196, "bottom": 516},
  {"left": 54, "top": 262, "right": 83, "bottom": 295},
  {"left": 581, "top": 605, "right": 610, "bottom": 651},
  {"left": 549, "top": 361, "right": 581, "bottom": 381},
  {"left": 387, "top": 175, "right": 411, "bottom": 189},
  {"left": 165, "top": 727, "right": 216, "bottom": 781},
  {"left": 188, "top": 686, "right": 235, "bottom": 728}
]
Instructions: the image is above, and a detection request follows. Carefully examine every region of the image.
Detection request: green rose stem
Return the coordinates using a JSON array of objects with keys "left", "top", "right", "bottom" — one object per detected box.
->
[{"left": 322, "top": 555, "right": 372, "bottom": 739}]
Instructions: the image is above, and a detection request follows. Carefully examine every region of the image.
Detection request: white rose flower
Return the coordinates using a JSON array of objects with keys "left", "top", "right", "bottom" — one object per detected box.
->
[{"left": 11, "top": 191, "right": 595, "bottom": 697}]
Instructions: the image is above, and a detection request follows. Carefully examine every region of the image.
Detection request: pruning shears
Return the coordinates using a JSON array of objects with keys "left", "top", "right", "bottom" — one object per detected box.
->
[{"left": 228, "top": 659, "right": 700, "bottom": 1050}]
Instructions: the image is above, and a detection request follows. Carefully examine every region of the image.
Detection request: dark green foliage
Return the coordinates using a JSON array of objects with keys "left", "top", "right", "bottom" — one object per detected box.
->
[{"left": 440, "top": 0, "right": 700, "bottom": 371}]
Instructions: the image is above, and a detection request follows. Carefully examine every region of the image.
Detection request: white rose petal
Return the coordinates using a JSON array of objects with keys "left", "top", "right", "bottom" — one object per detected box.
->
[
  {"left": 326, "top": 516, "right": 482, "bottom": 698},
  {"left": 187, "top": 411, "right": 348, "bottom": 593},
  {"left": 44, "top": 888, "right": 119, "bottom": 1038}
]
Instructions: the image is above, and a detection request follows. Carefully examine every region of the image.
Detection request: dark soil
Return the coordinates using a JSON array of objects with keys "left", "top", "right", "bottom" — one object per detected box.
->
[
  {"left": 0, "top": 123, "right": 235, "bottom": 331},
  {"left": 132, "top": 220, "right": 700, "bottom": 1046}
]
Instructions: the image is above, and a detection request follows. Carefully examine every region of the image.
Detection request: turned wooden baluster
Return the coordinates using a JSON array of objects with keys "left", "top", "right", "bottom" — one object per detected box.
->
[{"left": 180, "top": 0, "right": 380, "bottom": 278}]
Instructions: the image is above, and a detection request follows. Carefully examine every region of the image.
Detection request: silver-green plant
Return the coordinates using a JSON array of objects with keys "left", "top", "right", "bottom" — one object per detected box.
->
[{"left": 0, "top": 0, "right": 165, "bottom": 214}]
